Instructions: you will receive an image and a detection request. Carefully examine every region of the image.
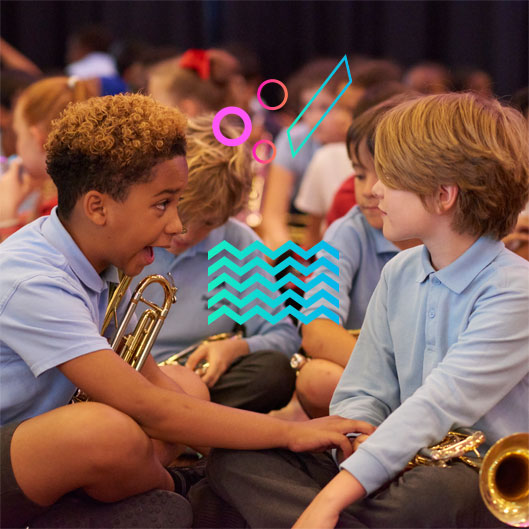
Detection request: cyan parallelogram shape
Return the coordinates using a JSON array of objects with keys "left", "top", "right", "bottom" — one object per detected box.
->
[
  {"left": 206, "top": 239, "right": 340, "bottom": 325},
  {"left": 287, "top": 55, "right": 352, "bottom": 158}
]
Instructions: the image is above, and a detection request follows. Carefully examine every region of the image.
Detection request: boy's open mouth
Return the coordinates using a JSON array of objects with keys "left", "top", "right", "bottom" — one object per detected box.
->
[{"left": 142, "top": 245, "right": 155, "bottom": 265}]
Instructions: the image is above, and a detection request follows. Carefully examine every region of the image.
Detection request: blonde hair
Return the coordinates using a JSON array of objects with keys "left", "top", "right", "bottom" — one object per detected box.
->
[
  {"left": 178, "top": 114, "right": 253, "bottom": 225},
  {"left": 374, "top": 92, "right": 529, "bottom": 240},
  {"left": 16, "top": 76, "right": 97, "bottom": 130}
]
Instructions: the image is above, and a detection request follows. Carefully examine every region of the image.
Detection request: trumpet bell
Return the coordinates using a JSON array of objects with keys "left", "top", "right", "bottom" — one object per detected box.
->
[{"left": 479, "top": 432, "right": 529, "bottom": 527}]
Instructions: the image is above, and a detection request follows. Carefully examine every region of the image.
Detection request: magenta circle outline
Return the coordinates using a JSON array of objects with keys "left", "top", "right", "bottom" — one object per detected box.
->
[
  {"left": 212, "top": 106, "right": 252, "bottom": 146},
  {"left": 256, "top": 79, "right": 288, "bottom": 110},
  {"left": 252, "top": 139, "right": 276, "bottom": 164}
]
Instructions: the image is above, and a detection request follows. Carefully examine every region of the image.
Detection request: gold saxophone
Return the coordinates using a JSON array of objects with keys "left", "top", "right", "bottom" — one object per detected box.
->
[
  {"left": 72, "top": 273, "right": 177, "bottom": 402},
  {"left": 409, "top": 431, "right": 529, "bottom": 527}
]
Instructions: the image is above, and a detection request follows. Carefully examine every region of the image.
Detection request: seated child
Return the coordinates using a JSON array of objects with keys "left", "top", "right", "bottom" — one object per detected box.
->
[
  {"left": 207, "top": 92, "right": 529, "bottom": 529},
  {"left": 296, "top": 94, "right": 419, "bottom": 418},
  {"left": 0, "top": 93, "right": 373, "bottom": 529},
  {"left": 294, "top": 81, "right": 411, "bottom": 248},
  {"left": 147, "top": 48, "right": 243, "bottom": 116},
  {"left": 132, "top": 114, "right": 300, "bottom": 413},
  {"left": 0, "top": 76, "right": 97, "bottom": 241}
]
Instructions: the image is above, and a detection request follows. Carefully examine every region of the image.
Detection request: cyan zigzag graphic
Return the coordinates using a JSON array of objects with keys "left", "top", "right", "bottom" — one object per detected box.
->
[
  {"left": 207, "top": 240, "right": 339, "bottom": 260},
  {"left": 208, "top": 305, "right": 340, "bottom": 325},
  {"left": 208, "top": 288, "right": 339, "bottom": 310},
  {"left": 207, "top": 272, "right": 339, "bottom": 293},
  {"left": 207, "top": 255, "right": 338, "bottom": 277}
]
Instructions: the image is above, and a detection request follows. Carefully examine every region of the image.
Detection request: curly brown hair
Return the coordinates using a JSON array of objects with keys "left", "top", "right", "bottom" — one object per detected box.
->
[{"left": 45, "top": 93, "right": 187, "bottom": 218}]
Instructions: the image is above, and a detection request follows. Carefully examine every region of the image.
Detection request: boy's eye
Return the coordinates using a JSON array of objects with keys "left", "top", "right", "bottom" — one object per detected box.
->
[
  {"left": 355, "top": 174, "right": 365, "bottom": 181},
  {"left": 155, "top": 199, "right": 170, "bottom": 211}
]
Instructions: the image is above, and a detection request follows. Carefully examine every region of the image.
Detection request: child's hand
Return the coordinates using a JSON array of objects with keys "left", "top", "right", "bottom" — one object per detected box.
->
[
  {"left": 285, "top": 416, "right": 375, "bottom": 455},
  {"left": 292, "top": 498, "right": 340, "bottom": 529},
  {"left": 293, "top": 470, "right": 366, "bottom": 529},
  {"left": 0, "top": 157, "right": 38, "bottom": 220},
  {"left": 336, "top": 432, "right": 372, "bottom": 464},
  {"left": 185, "top": 337, "right": 249, "bottom": 388}
]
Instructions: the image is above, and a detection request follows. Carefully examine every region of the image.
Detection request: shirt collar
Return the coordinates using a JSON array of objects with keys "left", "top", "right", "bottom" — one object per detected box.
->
[
  {"left": 41, "top": 207, "right": 117, "bottom": 293},
  {"left": 416, "top": 236, "right": 504, "bottom": 293}
]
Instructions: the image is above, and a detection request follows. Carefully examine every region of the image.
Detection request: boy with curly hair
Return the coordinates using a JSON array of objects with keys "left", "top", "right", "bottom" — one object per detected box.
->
[
  {"left": 207, "top": 92, "right": 529, "bottom": 528},
  {"left": 133, "top": 114, "right": 300, "bottom": 413},
  {"left": 0, "top": 93, "right": 372, "bottom": 528}
]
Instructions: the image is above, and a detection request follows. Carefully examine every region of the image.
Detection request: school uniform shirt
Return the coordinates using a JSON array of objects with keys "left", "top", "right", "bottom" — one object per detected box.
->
[
  {"left": 274, "top": 124, "right": 321, "bottom": 212},
  {"left": 131, "top": 218, "right": 301, "bottom": 362},
  {"left": 302, "top": 205, "right": 400, "bottom": 330},
  {"left": 0, "top": 208, "right": 123, "bottom": 425},
  {"left": 294, "top": 142, "right": 352, "bottom": 217},
  {"left": 331, "top": 237, "right": 529, "bottom": 495}
]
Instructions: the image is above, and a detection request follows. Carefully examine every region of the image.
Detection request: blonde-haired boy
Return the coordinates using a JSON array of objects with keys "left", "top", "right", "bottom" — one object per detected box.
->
[
  {"left": 132, "top": 114, "right": 300, "bottom": 412},
  {"left": 208, "top": 92, "right": 529, "bottom": 528}
]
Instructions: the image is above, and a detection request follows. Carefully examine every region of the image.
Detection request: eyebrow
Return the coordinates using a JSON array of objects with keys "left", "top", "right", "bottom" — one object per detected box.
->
[
  {"left": 352, "top": 162, "right": 365, "bottom": 170},
  {"left": 152, "top": 187, "right": 183, "bottom": 197}
]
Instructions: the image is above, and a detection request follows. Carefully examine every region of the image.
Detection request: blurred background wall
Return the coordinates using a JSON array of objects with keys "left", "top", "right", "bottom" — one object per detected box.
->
[{"left": 1, "top": 0, "right": 527, "bottom": 97}]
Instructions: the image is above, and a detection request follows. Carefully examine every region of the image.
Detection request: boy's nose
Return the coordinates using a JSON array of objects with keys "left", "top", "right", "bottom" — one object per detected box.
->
[
  {"left": 372, "top": 179, "right": 383, "bottom": 198},
  {"left": 165, "top": 207, "right": 184, "bottom": 236}
]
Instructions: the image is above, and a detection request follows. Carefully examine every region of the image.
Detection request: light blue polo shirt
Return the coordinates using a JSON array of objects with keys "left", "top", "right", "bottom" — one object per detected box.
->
[
  {"left": 274, "top": 124, "right": 321, "bottom": 211},
  {"left": 302, "top": 205, "right": 400, "bottom": 329},
  {"left": 131, "top": 218, "right": 301, "bottom": 363},
  {"left": 331, "top": 237, "right": 529, "bottom": 495},
  {"left": 0, "top": 208, "right": 120, "bottom": 424}
]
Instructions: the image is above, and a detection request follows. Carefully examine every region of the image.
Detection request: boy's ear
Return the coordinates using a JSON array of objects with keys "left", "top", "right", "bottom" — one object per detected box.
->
[
  {"left": 435, "top": 184, "right": 459, "bottom": 214},
  {"left": 82, "top": 191, "right": 108, "bottom": 226},
  {"left": 29, "top": 125, "right": 47, "bottom": 149}
]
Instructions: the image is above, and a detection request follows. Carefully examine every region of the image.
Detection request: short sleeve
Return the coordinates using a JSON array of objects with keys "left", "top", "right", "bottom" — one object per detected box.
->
[{"left": 1, "top": 275, "right": 112, "bottom": 376}]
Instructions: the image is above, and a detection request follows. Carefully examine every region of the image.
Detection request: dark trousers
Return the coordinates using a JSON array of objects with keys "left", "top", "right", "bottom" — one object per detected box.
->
[
  {"left": 207, "top": 448, "right": 508, "bottom": 528},
  {"left": 210, "top": 351, "right": 295, "bottom": 413}
]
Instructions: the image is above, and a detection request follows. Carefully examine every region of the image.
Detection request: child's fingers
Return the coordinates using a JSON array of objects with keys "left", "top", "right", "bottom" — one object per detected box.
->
[{"left": 185, "top": 345, "right": 208, "bottom": 371}]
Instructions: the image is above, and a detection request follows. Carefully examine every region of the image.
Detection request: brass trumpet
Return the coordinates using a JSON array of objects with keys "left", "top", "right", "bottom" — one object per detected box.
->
[
  {"left": 72, "top": 273, "right": 177, "bottom": 402},
  {"left": 410, "top": 431, "right": 529, "bottom": 527}
]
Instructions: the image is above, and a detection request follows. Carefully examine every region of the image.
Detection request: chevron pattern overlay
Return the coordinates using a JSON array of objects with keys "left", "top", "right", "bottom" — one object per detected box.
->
[{"left": 207, "top": 240, "right": 340, "bottom": 325}]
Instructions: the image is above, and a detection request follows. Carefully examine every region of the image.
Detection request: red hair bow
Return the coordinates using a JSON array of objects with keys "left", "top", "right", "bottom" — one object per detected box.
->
[{"left": 179, "top": 49, "right": 210, "bottom": 80}]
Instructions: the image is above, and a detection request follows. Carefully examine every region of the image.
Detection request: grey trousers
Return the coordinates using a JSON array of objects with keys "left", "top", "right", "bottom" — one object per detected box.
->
[
  {"left": 210, "top": 351, "right": 296, "bottom": 413},
  {"left": 207, "top": 448, "right": 508, "bottom": 528}
]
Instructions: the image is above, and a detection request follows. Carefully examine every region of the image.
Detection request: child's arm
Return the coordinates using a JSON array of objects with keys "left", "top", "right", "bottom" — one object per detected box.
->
[
  {"left": 302, "top": 319, "right": 357, "bottom": 367},
  {"left": 59, "top": 348, "right": 375, "bottom": 452},
  {"left": 0, "top": 158, "right": 39, "bottom": 240},
  {"left": 259, "top": 164, "right": 294, "bottom": 250},
  {"left": 300, "top": 223, "right": 358, "bottom": 365},
  {"left": 293, "top": 470, "right": 365, "bottom": 529},
  {"left": 331, "top": 251, "right": 529, "bottom": 498}
]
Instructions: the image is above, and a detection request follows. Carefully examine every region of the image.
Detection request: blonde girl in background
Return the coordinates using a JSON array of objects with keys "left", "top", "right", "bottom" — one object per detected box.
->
[{"left": 0, "top": 76, "right": 97, "bottom": 241}]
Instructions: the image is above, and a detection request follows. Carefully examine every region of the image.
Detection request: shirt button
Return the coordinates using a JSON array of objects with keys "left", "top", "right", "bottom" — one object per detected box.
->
[
  {"left": 429, "top": 310, "right": 435, "bottom": 318},
  {"left": 432, "top": 277, "right": 440, "bottom": 285}
]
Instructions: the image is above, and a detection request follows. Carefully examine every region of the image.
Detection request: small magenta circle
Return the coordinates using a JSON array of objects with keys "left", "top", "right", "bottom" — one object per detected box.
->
[
  {"left": 252, "top": 140, "right": 276, "bottom": 164},
  {"left": 256, "top": 79, "right": 288, "bottom": 111},
  {"left": 212, "top": 107, "right": 252, "bottom": 146}
]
